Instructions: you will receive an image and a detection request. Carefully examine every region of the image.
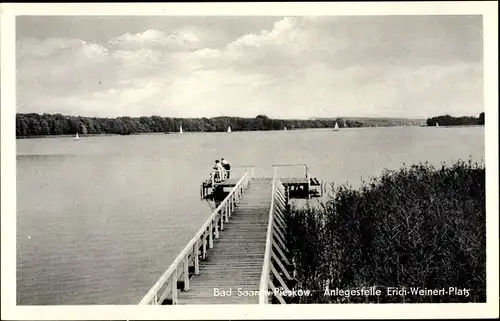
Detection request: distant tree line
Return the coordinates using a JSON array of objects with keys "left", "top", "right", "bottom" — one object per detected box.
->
[
  {"left": 15, "top": 113, "right": 364, "bottom": 137},
  {"left": 426, "top": 113, "right": 485, "bottom": 126}
]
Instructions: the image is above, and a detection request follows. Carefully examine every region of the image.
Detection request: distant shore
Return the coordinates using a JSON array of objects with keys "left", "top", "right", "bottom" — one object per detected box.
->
[
  {"left": 15, "top": 124, "right": 485, "bottom": 140},
  {"left": 15, "top": 112, "right": 484, "bottom": 138},
  {"left": 15, "top": 112, "right": 426, "bottom": 138}
]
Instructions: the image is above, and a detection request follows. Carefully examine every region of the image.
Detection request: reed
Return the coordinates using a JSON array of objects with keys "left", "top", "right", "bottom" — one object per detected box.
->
[{"left": 286, "top": 159, "right": 486, "bottom": 303}]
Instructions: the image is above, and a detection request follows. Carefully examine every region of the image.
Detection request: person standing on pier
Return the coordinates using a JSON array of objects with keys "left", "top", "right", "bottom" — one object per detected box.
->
[
  {"left": 213, "top": 160, "right": 224, "bottom": 183},
  {"left": 221, "top": 158, "right": 231, "bottom": 179}
]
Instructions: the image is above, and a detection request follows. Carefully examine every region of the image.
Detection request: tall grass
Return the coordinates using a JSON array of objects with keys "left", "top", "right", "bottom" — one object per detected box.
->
[{"left": 287, "top": 160, "right": 486, "bottom": 303}]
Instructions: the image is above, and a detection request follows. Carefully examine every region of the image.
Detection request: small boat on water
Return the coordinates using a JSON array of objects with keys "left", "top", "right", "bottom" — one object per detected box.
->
[
  {"left": 333, "top": 122, "right": 340, "bottom": 131},
  {"left": 180, "top": 125, "right": 183, "bottom": 134},
  {"left": 436, "top": 122, "right": 440, "bottom": 127},
  {"left": 227, "top": 126, "right": 231, "bottom": 133},
  {"left": 284, "top": 127, "right": 287, "bottom": 131},
  {"left": 74, "top": 132, "right": 79, "bottom": 141}
]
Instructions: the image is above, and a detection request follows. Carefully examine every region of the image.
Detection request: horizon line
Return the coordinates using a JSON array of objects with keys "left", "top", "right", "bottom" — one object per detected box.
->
[{"left": 15, "top": 111, "right": 485, "bottom": 121}]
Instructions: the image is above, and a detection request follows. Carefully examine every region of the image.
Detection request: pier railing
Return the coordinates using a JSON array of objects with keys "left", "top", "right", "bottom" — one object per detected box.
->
[
  {"left": 139, "top": 169, "right": 253, "bottom": 305},
  {"left": 272, "top": 163, "right": 310, "bottom": 178},
  {"left": 259, "top": 173, "right": 294, "bottom": 304}
]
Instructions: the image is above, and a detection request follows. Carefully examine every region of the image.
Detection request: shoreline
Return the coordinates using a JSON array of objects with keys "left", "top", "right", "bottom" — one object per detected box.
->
[{"left": 15, "top": 124, "right": 485, "bottom": 140}]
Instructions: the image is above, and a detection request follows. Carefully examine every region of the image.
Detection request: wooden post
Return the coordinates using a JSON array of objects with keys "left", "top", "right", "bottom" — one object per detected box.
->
[
  {"left": 214, "top": 217, "right": 220, "bottom": 239},
  {"left": 220, "top": 211, "right": 224, "bottom": 230},
  {"left": 307, "top": 169, "right": 311, "bottom": 199},
  {"left": 183, "top": 257, "right": 189, "bottom": 291},
  {"left": 194, "top": 242, "right": 200, "bottom": 275},
  {"left": 202, "top": 234, "right": 207, "bottom": 259},
  {"left": 209, "top": 222, "right": 214, "bottom": 248},
  {"left": 171, "top": 269, "right": 178, "bottom": 304},
  {"left": 224, "top": 202, "right": 229, "bottom": 222}
]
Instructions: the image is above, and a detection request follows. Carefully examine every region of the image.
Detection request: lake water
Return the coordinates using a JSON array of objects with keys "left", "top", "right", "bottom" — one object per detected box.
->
[{"left": 16, "top": 126, "right": 484, "bottom": 305}]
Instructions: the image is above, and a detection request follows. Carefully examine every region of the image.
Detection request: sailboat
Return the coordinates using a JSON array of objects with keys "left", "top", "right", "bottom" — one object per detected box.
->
[
  {"left": 227, "top": 126, "right": 232, "bottom": 133},
  {"left": 74, "top": 132, "right": 79, "bottom": 141},
  {"left": 284, "top": 127, "right": 287, "bottom": 131},
  {"left": 179, "top": 125, "right": 183, "bottom": 134},
  {"left": 436, "top": 122, "right": 440, "bottom": 127},
  {"left": 333, "top": 122, "right": 340, "bottom": 131}
]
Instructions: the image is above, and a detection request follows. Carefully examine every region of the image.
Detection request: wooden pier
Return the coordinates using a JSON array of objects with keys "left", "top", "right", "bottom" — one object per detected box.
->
[
  {"left": 178, "top": 180, "right": 271, "bottom": 304},
  {"left": 140, "top": 165, "right": 321, "bottom": 305}
]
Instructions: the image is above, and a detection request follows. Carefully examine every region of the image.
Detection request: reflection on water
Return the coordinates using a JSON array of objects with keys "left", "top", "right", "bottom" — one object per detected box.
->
[{"left": 16, "top": 127, "right": 484, "bottom": 304}]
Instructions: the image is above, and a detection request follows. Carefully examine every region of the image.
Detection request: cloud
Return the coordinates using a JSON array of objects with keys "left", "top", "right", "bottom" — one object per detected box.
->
[
  {"left": 229, "top": 17, "right": 295, "bottom": 48},
  {"left": 108, "top": 29, "right": 200, "bottom": 51},
  {"left": 16, "top": 16, "right": 483, "bottom": 119}
]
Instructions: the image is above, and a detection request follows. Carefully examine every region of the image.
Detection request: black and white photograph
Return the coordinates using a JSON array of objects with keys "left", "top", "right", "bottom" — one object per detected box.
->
[{"left": 1, "top": 2, "right": 498, "bottom": 320}]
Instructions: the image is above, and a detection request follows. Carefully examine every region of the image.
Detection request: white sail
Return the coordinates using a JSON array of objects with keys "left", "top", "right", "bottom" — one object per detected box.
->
[
  {"left": 333, "top": 122, "right": 340, "bottom": 131},
  {"left": 227, "top": 126, "right": 231, "bottom": 133},
  {"left": 180, "top": 125, "right": 183, "bottom": 133},
  {"left": 284, "top": 127, "right": 287, "bottom": 131},
  {"left": 74, "top": 132, "right": 79, "bottom": 141},
  {"left": 436, "top": 122, "right": 439, "bottom": 127}
]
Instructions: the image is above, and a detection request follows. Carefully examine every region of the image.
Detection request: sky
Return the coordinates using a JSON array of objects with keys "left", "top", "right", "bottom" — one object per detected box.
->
[{"left": 16, "top": 15, "right": 483, "bottom": 119}]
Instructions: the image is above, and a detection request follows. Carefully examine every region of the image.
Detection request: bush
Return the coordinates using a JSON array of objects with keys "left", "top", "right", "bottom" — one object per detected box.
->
[{"left": 287, "top": 159, "right": 486, "bottom": 303}]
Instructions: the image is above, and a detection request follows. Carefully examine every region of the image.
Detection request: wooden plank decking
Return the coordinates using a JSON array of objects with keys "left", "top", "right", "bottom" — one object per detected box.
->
[
  {"left": 177, "top": 180, "right": 272, "bottom": 304},
  {"left": 281, "top": 177, "right": 321, "bottom": 185},
  {"left": 203, "top": 177, "right": 255, "bottom": 187}
]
